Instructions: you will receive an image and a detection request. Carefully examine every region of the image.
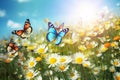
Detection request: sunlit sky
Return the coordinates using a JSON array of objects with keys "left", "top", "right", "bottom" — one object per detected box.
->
[{"left": 0, "top": 0, "right": 120, "bottom": 39}]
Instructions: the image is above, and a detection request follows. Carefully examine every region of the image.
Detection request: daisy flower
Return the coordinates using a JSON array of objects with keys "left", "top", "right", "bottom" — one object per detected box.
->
[
  {"left": 27, "top": 43, "right": 37, "bottom": 51},
  {"left": 55, "top": 64, "right": 69, "bottom": 72},
  {"left": 93, "top": 67, "right": 101, "bottom": 75},
  {"left": 46, "top": 54, "right": 59, "bottom": 68},
  {"left": 35, "top": 57, "right": 42, "bottom": 62},
  {"left": 109, "top": 66, "right": 116, "bottom": 72},
  {"left": 101, "top": 65, "right": 107, "bottom": 71},
  {"left": 82, "top": 61, "right": 91, "bottom": 68},
  {"left": 99, "top": 44, "right": 108, "bottom": 52},
  {"left": 25, "top": 69, "right": 39, "bottom": 80},
  {"left": 111, "top": 42, "right": 119, "bottom": 49},
  {"left": 111, "top": 59, "right": 120, "bottom": 67},
  {"left": 59, "top": 55, "right": 72, "bottom": 64},
  {"left": 69, "top": 69, "right": 79, "bottom": 80},
  {"left": 26, "top": 57, "right": 37, "bottom": 68},
  {"left": 78, "top": 45, "right": 87, "bottom": 52},
  {"left": 36, "top": 44, "right": 48, "bottom": 54},
  {"left": 72, "top": 52, "right": 85, "bottom": 64}
]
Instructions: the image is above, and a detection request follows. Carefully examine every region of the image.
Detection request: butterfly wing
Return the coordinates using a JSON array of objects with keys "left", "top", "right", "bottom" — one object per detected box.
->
[
  {"left": 46, "top": 22, "right": 57, "bottom": 42},
  {"left": 55, "top": 28, "right": 69, "bottom": 45}
]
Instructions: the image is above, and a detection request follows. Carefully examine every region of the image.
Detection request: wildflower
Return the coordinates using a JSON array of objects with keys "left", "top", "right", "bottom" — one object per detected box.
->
[
  {"left": 46, "top": 54, "right": 59, "bottom": 67},
  {"left": 78, "top": 45, "right": 86, "bottom": 52},
  {"left": 82, "top": 61, "right": 91, "bottom": 68},
  {"left": 25, "top": 69, "right": 39, "bottom": 80},
  {"left": 93, "top": 67, "right": 101, "bottom": 75},
  {"left": 36, "top": 44, "right": 48, "bottom": 54},
  {"left": 69, "top": 70, "right": 79, "bottom": 80},
  {"left": 72, "top": 52, "right": 85, "bottom": 64},
  {"left": 55, "top": 64, "right": 69, "bottom": 72},
  {"left": 59, "top": 55, "right": 72, "bottom": 64},
  {"left": 111, "top": 59, "right": 120, "bottom": 67},
  {"left": 109, "top": 66, "right": 116, "bottom": 72},
  {"left": 35, "top": 57, "right": 42, "bottom": 62},
  {"left": 26, "top": 57, "right": 37, "bottom": 68}
]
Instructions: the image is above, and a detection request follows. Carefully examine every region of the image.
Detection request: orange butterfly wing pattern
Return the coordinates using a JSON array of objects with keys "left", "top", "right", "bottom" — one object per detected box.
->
[{"left": 12, "top": 19, "right": 33, "bottom": 39}]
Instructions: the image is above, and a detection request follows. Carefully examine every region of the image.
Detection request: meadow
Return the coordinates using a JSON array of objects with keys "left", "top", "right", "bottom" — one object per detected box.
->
[{"left": 0, "top": 16, "right": 120, "bottom": 80}]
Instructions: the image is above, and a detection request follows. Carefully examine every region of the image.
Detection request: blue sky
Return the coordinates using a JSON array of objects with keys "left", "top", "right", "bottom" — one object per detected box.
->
[{"left": 0, "top": 0, "right": 120, "bottom": 39}]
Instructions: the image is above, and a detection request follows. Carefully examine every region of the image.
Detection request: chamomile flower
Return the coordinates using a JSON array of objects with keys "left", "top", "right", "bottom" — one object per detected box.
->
[
  {"left": 101, "top": 65, "right": 107, "bottom": 71},
  {"left": 111, "top": 41, "right": 119, "bottom": 49},
  {"left": 111, "top": 59, "right": 120, "bottom": 67},
  {"left": 78, "top": 45, "right": 86, "bottom": 52},
  {"left": 25, "top": 69, "right": 39, "bottom": 80},
  {"left": 109, "top": 66, "right": 116, "bottom": 72},
  {"left": 55, "top": 64, "right": 69, "bottom": 72},
  {"left": 26, "top": 57, "right": 37, "bottom": 68},
  {"left": 72, "top": 52, "right": 85, "bottom": 64},
  {"left": 99, "top": 44, "right": 108, "bottom": 52},
  {"left": 69, "top": 69, "right": 79, "bottom": 80},
  {"left": 35, "top": 57, "right": 42, "bottom": 62},
  {"left": 46, "top": 54, "right": 59, "bottom": 68},
  {"left": 82, "top": 61, "right": 91, "bottom": 68},
  {"left": 27, "top": 43, "right": 37, "bottom": 51},
  {"left": 36, "top": 44, "right": 48, "bottom": 54},
  {"left": 59, "top": 55, "right": 72, "bottom": 64},
  {"left": 93, "top": 67, "right": 101, "bottom": 75}
]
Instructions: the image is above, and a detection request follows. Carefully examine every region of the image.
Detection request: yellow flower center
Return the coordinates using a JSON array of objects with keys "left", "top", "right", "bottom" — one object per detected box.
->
[
  {"left": 59, "top": 65, "right": 65, "bottom": 71},
  {"left": 70, "top": 73, "right": 75, "bottom": 77},
  {"left": 29, "top": 61, "right": 35, "bottom": 67},
  {"left": 60, "top": 58, "right": 66, "bottom": 63},
  {"left": 27, "top": 45, "right": 35, "bottom": 50},
  {"left": 78, "top": 46, "right": 86, "bottom": 51},
  {"left": 101, "top": 47, "right": 108, "bottom": 52},
  {"left": 36, "top": 57, "right": 42, "bottom": 62},
  {"left": 114, "top": 61, "right": 119, "bottom": 66},
  {"left": 83, "top": 63, "right": 88, "bottom": 67},
  {"left": 26, "top": 72, "right": 33, "bottom": 78},
  {"left": 38, "top": 48, "right": 44, "bottom": 53},
  {"left": 49, "top": 58, "right": 57, "bottom": 64},
  {"left": 111, "top": 42, "right": 117, "bottom": 47},
  {"left": 75, "top": 57, "right": 83, "bottom": 64}
]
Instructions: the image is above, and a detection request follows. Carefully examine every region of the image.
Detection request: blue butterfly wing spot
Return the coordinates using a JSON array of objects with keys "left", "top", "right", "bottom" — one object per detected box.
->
[
  {"left": 46, "top": 32, "right": 56, "bottom": 42},
  {"left": 55, "top": 36, "right": 62, "bottom": 45},
  {"left": 55, "top": 28, "right": 69, "bottom": 45}
]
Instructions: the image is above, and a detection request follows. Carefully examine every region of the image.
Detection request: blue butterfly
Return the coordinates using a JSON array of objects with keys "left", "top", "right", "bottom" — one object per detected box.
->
[{"left": 46, "top": 22, "right": 69, "bottom": 45}]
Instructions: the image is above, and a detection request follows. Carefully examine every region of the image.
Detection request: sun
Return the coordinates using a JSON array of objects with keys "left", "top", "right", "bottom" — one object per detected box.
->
[{"left": 66, "top": 1, "right": 99, "bottom": 25}]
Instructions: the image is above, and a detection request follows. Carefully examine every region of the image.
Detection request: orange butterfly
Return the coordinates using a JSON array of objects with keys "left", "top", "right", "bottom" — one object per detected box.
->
[
  {"left": 12, "top": 19, "right": 33, "bottom": 39},
  {"left": 7, "top": 39, "right": 21, "bottom": 54}
]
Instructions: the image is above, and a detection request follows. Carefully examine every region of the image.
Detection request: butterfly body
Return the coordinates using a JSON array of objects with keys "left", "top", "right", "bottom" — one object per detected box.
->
[
  {"left": 46, "top": 22, "right": 69, "bottom": 45},
  {"left": 12, "top": 19, "right": 32, "bottom": 39}
]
